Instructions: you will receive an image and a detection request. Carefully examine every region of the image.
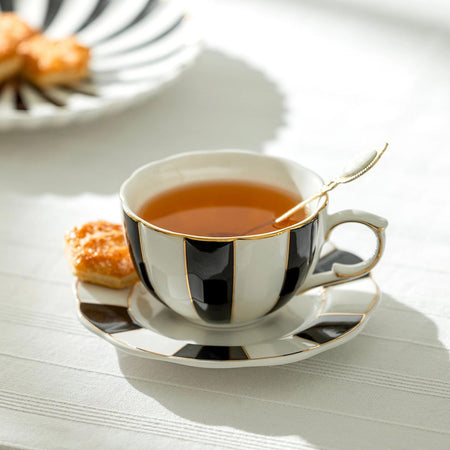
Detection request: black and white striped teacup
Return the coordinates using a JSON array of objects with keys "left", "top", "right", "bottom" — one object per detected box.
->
[{"left": 120, "top": 150, "right": 387, "bottom": 327}]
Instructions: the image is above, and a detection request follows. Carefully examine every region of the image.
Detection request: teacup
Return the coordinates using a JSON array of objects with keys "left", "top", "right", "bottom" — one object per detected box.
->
[{"left": 120, "top": 150, "right": 387, "bottom": 327}]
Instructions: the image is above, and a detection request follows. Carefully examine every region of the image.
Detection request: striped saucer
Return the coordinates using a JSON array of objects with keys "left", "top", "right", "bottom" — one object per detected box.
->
[
  {"left": 0, "top": 0, "right": 201, "bottom": 129},
  {"left": 75, "top": 249, "right": 381, "bottom": 369}
]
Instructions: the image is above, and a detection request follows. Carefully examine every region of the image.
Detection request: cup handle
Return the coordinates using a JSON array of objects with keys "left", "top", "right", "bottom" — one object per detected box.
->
[{"left": 300, "top": 210, "right": 387, "bottom": 292}]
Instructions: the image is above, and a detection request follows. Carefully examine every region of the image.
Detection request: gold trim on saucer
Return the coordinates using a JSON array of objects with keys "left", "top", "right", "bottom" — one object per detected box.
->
[
  {"left": 242, "top": 346, "right": 251, "bottom": 359},
  {"left": 76, "top": 273, "right": 379, "bottom": 364}
]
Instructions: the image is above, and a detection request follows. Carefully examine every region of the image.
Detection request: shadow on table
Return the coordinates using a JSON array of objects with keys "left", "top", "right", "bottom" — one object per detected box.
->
[
  {"left": 117, "top": 293, "right": 449, "bottom": 448},
  {"left": 0, "top": 49, "right": 285, "bottom": 196}
]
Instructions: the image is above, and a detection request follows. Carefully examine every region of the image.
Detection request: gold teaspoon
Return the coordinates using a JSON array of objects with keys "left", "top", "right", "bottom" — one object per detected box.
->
[{"left": 244, "top": 143, "right": 389, "bottom": 235}]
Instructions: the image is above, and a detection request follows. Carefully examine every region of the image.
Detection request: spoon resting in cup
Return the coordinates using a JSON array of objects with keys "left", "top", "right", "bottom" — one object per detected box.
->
[{"left": 244, "top": 143, "right": 389, "bottom": 235}]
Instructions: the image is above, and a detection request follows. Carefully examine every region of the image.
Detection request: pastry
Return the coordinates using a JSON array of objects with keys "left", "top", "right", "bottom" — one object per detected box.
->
[
  {"left": 18, "top": 35, "right": 90, "bottom": 87},
  {"left": 0, "top": 13, "right": 36, "bottom": 83},
  {"left": 64, "top": 221, "right": 138, "bottom": 289}
]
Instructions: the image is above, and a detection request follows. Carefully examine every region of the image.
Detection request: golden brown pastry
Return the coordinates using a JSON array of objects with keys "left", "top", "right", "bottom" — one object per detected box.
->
[
  {"left": 18, "top": 35, "right": 90, "bottom": 87},
  {"left": 0, "top": 13, "right": 36, "bottom": 83},
  {"left": 64, "top": 221, "right": 138, "bottom": 289}
]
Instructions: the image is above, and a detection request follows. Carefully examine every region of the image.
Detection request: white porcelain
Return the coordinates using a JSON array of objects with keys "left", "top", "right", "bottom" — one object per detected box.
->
[
  {"left": 0, "top": 0, "right": 202, "bottom": 130},
  {"left": 120, "top": 150, "right": 387, "bottom": 328},
  {"left": 75, "top": 249, "right": 381, "bottom": 369}
]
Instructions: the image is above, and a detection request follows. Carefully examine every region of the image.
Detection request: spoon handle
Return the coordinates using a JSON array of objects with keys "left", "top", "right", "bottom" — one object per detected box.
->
[
  {"left": 274, "top": 143, "right": 388, "bottom": 225},
  {"left": 274, "top": 180, "right": 337, "bottom": 224}
]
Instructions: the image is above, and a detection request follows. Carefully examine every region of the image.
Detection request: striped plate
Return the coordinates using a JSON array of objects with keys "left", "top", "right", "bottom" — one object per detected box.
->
[
  {"left": 0, "top": 0, "right": 202, "bottom": 129},
  {"left": 75, "top": 249, "right": 381, "bottom": 369}
]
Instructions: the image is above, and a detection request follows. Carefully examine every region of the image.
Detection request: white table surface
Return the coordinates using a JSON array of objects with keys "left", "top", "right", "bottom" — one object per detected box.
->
[{"left": 1, "top": 1, "right": 449, "bottom": 449}]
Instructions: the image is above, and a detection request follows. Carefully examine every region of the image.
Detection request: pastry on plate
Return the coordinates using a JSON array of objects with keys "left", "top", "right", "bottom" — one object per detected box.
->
[
  {"left": 0, "top": 12, "right": 36, "bottom": 83},
  {"left": 64, "top": 221, "right": 138, "bottom": 289},
  {"left": 18, "top": 35, "right": 90, "bottom": 87}
]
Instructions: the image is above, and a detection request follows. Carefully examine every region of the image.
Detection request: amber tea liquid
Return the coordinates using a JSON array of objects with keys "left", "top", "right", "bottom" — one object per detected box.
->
[{"left": 138, "top": 180, "right": 308, "bottom": 237}]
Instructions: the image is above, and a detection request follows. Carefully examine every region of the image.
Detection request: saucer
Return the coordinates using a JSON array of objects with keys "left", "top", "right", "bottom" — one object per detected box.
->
[{"left": 75, "top": 249, "right": 380, "bottom": 368}]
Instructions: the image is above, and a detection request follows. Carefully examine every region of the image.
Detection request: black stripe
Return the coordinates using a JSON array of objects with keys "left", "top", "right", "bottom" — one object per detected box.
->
[
  {"left": 314, "top": 249, "right": 363, "bottom": 274},
  {"left": 0, "top": 0, "right": 13, "bottom": 12},
  {"left": 89, "top": 0, "right": 157, "bottom": 46},
  {"left": 14, "top": 87, "right": 26, "bottom": 110},
  {"left": 95, "top": 15, "right": 185, "bottom": 57},
  {"left": 27, "top": 83, "right": 66, "bottom": 107},
  {"left": 75, "top": 0, "right": 109, "bottom": 33},
  {"left": 268, "top": 219, "right": 318, "bottom": 314},
  {"left": 58, "top": 84, "right": 99, "bottom": 97},
  {"left": 174, "top": 344, "right": 248, "bottom": 361},
  {"left": 80, "top": 303, "right": 141, "bottom": 334},
  {"left": 123, "top": 213, "right": 166, "bottom": 306},
  {"left": 42, "top": 0, "right": 63, "bottom": 30},
  {"left": 296, "top": 314, "right": 363, "bottom": 344},
  {"left": 185, "top": 239, "right": 234, "bottom": 324},
  {"left": 74, "top": 81, "right": 104, "bottom": 94}
]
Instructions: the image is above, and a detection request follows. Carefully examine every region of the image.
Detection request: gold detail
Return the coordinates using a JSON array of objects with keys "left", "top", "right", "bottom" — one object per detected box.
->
[
  {"left": 274, "top": 143, "right": 388, "bottom": 225},
  {"left": 230, "top": 240, "right": 236, "bottom": 323},
  {"left": 325, "top": 219, "right": 385, "bottom": 241},
  {"left": 75, "top": 280, "right": 175, "bottom": 358},
  {"left": 324, "top": 220, "right": 385, "bottom": 279},
  {"left": 137, "top": 222, "right": 169, "bottom": 306},
  {"left": 319, "top": 312, "right": 365, "bottom": 316},
  {"left": 291, "top": 275, "right": 379, "bottom": 349},
  {"left": 122, "top": 194, "right": 328, "bottom": 242},
  {"left": 137, "top": 221, "right": 149, "bottom": 283},
  {"left": 336, "top": 228, "right": 384, "bottom": 278},
  {"left": 325, "top": 314, "right": 366, "bottom": 342},
  {"left": 75, "top": 282, "right": 137, "bottom": 343},
  {"left": 316, "top": 288, "right": 327, "bottom": 316},
  {"left": 114, "top": 337, "right": 168, "bottom": 358},
  {"left": 126, "top": 282, "right": 141, "bottom": 326},
  {"left": 264, "top": 231, "right": 291, "bottom": 314},
  {"left": 242, "top": 346, "right": 250, "bottom": 359},
  {"left": 76, "top": 271, "right": 379, "bottom": 363},
  {"left": 284, "top": 232, "right": 291, "bottom": 277},
  {"left": 292, "top": 313, "right": 367, "bottom": 346},
  {"left": 364, "top": 275, "right": 380, "bottom": 314},
  {"left": 293, "top": 335, "right": 319, "bottom": 345},
  {"left": 108, "top": 326, "right": 140, "bottom": 335},
  {"left": 244, "top": 345, "right": 320, "bottom": 360},
  {"left": 127, "top": 282, "right": 138, "bottom": 310},
  {"left": 183, "top": 239, "right": 197, "bottom": 315},
  {"left": 315, "top": 275, "right": 379, "bottom": 316},
  {"left": 137, "top": 221, "right": 146, "bottom": 266}
]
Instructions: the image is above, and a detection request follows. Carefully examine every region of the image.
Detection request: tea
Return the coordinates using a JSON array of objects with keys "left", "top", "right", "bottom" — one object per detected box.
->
[{"left": 138, "top": 180, "right": 308, "bottom": 237}]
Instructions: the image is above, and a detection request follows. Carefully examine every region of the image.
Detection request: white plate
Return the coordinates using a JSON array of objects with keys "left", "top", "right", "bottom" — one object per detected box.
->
[
  {"left": 75, "top": 249, "right": 381, "bottom": 369},
  {"left": 0, "top": 0, "right": 202, "bottom": 129}
]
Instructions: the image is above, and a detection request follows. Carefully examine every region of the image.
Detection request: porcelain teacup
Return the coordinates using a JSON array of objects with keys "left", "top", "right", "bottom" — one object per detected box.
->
[{"left": 120, "top": 150, "right": 387, "bottom": 327}]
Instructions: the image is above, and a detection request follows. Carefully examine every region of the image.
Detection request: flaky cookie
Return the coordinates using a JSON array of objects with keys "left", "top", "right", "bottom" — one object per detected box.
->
[
  {"left": 0, "top": 13, "right": 36, "bottom": 83},
  {"left": 18, "top": 35, "right": 90, "bottom": 87},
  {"left": 64, "top": 221, "right": 138, "bottom": 289}
]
